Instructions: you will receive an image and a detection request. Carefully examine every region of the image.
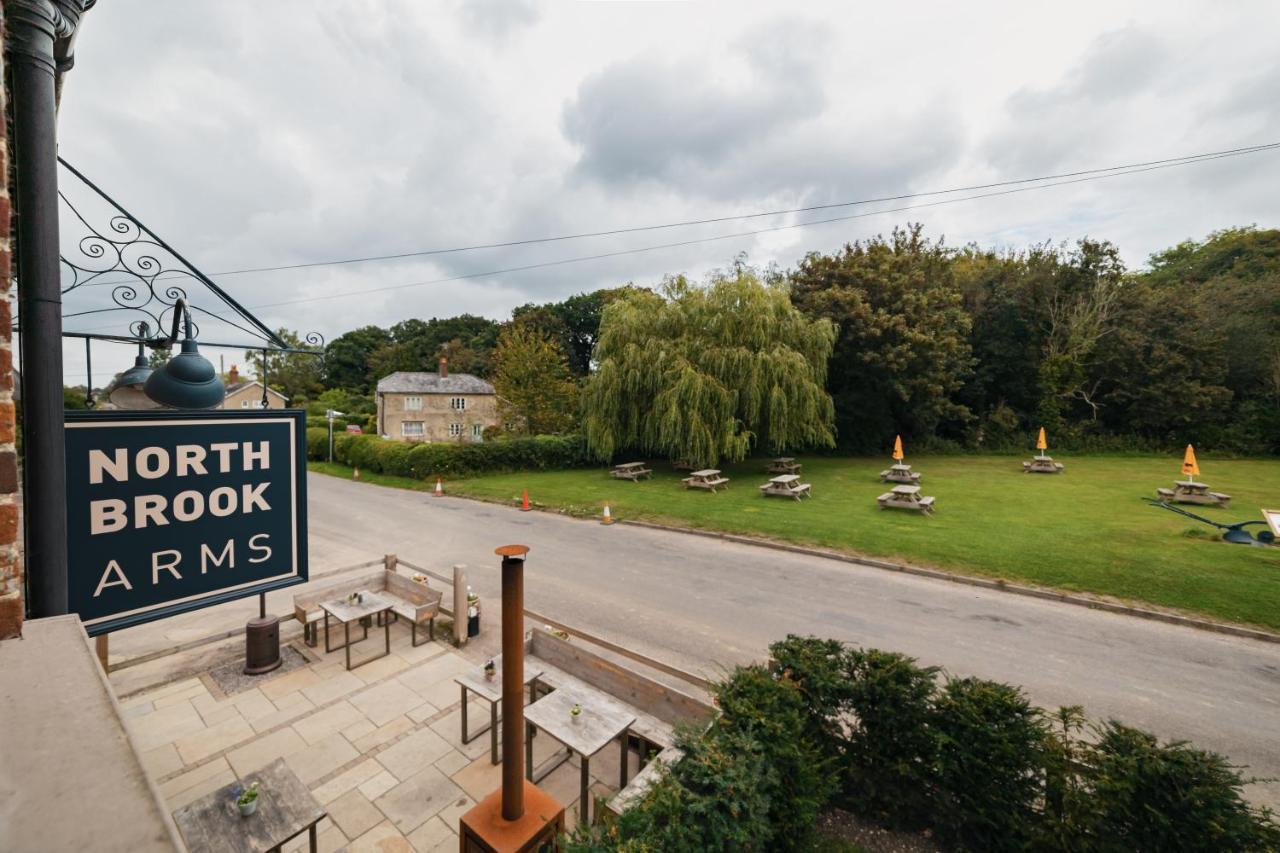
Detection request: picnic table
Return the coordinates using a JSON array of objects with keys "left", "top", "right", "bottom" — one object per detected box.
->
[
  {"left": 681, "top": 468, "right": 730, "bottom": 493},
  {"left": 454, "top": 655, "right": 544, "bottom": 765},
  {"left": 877, "top": 483, "right": 935, "bottom": 514},
  {"left": 1156, "top": 480, "right": 1230, "bottom": 508},
  {"left": 766, "top": 457, "right": 802, "bottom": 474},
  {"left": 610, "top": 461, "right": 653, "bottom": 481},
  {"left": 173, "top": 759, "right": 325, "bottom": 853},
  {"left": 879, "top": 462, "right": 921, "bottom": 484},
  {"left": 1022, "top": 454, "right": 1065, "bottom": 474},
  {"left": 319, "top": 591, "right": 392, "bottom": 670},
  {"left": 524, "top": 683, "right": 635, "bottom": 825},
  {"left": 759, "top": 473, "right": 811, "bottom": 501}
]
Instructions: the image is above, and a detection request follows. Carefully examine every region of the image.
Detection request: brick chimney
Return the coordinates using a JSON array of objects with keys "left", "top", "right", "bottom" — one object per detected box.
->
[
  {"left": 227, "top": 364, "right": 239, "bottom": 385},
  {"left": 438, "top": 356, "right": 448, "bottom": 379}
]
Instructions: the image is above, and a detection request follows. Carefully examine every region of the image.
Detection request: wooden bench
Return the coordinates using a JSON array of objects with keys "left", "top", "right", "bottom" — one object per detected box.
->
[
  {"left": 524, "top": 630, "right": 714, "bottom": 821},
  {"left": 1155, "top": 487, "right": 1175, "bottom": 500},
  {"left": 682, "top": 476, "right": 729, "bottom": 492},
  {"left": 293, "top": 566, "right": 442, "bottom": 647},
  {"left": 879, "top": 468, "right": 921, "bottom": 483}
]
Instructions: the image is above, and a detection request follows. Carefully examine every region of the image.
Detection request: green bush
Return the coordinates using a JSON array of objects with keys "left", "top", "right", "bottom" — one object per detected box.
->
[
  {"left": 842, "top": 648, "right": 940, "bottom": 828},
  {"left": 712, "top": 666, "right": 836, "bottom": 851},
  {"left": 1078, "top": 722, "right": 1280, "bottom": 852},
  {"left": 307, "top": 431, "right": 593, "bottom": 478},
  {"left": 932, "top": 677, "right": 1047, "bottom": 852},
  {"left": 505, "top": 638, "right": 1280, "bottom": 851}
]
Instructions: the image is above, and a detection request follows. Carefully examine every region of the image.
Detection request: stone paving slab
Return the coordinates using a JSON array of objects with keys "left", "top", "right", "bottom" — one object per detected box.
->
[{"left": 120, "top": 621, "right": 627, "bottom": 851}]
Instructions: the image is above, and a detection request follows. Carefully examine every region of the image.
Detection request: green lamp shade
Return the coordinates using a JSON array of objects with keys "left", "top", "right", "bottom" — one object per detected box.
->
[
  {"left": 116, "top": 353, "right": 153, "bottom": 389},
  {"left": 144, "top": 339, "right": 225, "bottom": 409}
]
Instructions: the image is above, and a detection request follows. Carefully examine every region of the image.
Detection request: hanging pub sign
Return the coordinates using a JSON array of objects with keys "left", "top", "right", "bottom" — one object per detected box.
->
[{"left": 64, "top": 409, "right": 308, "bottom": 636}]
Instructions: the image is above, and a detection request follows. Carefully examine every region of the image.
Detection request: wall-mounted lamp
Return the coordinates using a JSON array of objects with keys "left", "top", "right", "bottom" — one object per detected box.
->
[{"left": 142, "top": 299, "right": 225, "bottom": 409}]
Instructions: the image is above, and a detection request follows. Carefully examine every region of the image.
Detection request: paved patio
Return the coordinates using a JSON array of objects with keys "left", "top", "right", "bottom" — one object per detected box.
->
[{"left": 118, "top": 623, "right": 626, "bottom": 852}]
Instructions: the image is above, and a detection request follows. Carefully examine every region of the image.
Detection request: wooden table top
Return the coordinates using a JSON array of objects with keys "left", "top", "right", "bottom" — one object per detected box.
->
[
  {"left": 772, "top": 457, "right": 796, "bottom": 463},
  {"left": 891, "top": 484, "right": 921, "bottom": 495},
  {"left": 173, "top": 759, "right": 324, "bottom": 853},
  {"left": 454, "top": 655, "right": 544, "bottom": 703},
  {"left": 889, "top": 463, "right": 913, "bottom": 471},
  {"left": 689, "top": 469, "right": 721, "bottom": 478},
  {"left": 769, "top": 474, "right": 801, "bottom": 484},
  {"left": 613, "top": 462, "right": 646, "bottom": 470},
  {"left": 320, "top": 591, "right": 393, "bottom": 623},
  {"left": 1175, "top": 480, "right": 1209, "bottom": 489},
  {"left": 524, "top": 683, "right": 635, "bottom": 758}
]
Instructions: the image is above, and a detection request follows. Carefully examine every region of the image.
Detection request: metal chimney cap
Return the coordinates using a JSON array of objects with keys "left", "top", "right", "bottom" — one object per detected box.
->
[{"left": 494, "top": 544, "right": 530, "bottom": 558}]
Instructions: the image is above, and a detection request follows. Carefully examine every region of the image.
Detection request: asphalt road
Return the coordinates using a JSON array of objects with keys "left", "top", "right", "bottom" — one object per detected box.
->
[{"left": 308, "top": 472, "right": 1280, "bottom": 806}]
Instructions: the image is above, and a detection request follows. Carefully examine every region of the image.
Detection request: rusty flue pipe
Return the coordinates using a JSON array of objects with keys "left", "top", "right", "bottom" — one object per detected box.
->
[{"left": 495, "top": 544, "right": 529, "bottom": 821}]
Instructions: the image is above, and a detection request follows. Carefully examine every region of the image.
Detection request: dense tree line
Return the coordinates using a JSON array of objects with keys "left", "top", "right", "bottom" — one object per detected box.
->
[
  {"left": 790, "top": 224, "right": 1278, "bottom": 453},
  {"left": 266, "top": 224, "right": 1278, "bottom": 454}
]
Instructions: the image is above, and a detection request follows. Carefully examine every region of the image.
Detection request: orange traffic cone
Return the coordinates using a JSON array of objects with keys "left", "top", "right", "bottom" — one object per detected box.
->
[
  {"left": 521, "top": 489, "right": 531, "bottom": 511},
  {"left": 434, "top": 479, "right": 444, "bottom": 497},
  {"left": 602, "top": 505, "right": 614, "bottom": 525}
]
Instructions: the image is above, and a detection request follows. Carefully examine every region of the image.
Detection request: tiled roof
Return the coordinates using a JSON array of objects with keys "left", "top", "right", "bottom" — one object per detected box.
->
[
  {"left": 225, "top": 380, "right": 288, "bottom": 399},
  {"left": 376, "top": 371, "right": 495, "bottom": 395}
]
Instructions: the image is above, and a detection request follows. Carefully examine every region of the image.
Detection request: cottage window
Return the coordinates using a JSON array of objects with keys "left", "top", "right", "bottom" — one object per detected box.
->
[
  {"left": 450, "top": 397, "right": 466, "bottom": 410},
  {"left": 472, "top": 424, "right": 483, "bottom": 439},
  {"left": 404, "top": 396, "right": 422, "bottom": 411},
  {"left": 402, "top": 421, "right": 424, "bottom": 437},
  {"left": 449, "top": 423, "right": 463, "bottom": 437}
]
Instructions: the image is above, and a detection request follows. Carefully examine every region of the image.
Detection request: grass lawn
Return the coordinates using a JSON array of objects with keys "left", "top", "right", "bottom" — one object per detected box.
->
[{"left": 309, "top": 455, "right": 1280, "bottom": 631}]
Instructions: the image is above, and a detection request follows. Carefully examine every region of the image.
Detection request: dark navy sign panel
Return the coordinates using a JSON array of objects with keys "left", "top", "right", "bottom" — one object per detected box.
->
[{"left": 64, "top": 410, "right": 308, "bottom": 636}]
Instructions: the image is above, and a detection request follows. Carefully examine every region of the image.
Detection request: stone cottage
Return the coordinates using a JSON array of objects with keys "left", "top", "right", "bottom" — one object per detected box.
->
[
  {"left": 219, "top": 364, "right": 289, "bottom": 410},
  {"left": 376, "top": 357, "right": 499, "bottom": 442}
]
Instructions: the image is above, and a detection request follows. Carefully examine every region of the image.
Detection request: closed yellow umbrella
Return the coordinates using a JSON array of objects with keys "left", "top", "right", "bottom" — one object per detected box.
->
[
  {"left": 892, "top": 435, "right": 904, "bottom": 462},
  {"left": 1182, "top": 444, "right": 1200, "bottom": 480},
  {"left": 1036, "top": 427, "right": 1048, "bottom": 453}
]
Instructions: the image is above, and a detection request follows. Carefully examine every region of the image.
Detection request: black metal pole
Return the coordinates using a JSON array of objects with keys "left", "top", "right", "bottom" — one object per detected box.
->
[{"left": 8, "top": 1, "right": 78, "bottom": 617}]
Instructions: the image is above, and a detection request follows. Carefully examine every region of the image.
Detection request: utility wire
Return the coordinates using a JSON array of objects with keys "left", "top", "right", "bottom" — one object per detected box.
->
[
  {"left": 235, "top": 146, "right": 1276, "bottom": 311},
  {"left": 138, "top": 141, "right": 1280, "bottom": 277}
]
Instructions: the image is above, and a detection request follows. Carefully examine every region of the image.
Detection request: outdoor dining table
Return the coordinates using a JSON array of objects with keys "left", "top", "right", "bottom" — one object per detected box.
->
[
  {"left": 766, "top": 457, "right": 802, "bottom": 474},
  {"left": 610, "top": 461, "right": 652, "bottom": 481},
  {"left": 1158, "top": 479, "right": 1230, "bottom": 507},
  {"left": 880, "top": 462, "right": 921, "bottom": 483},
  {"left": 760, "top": 473, "right": 811, "bottom": 500},
  {"left": 524, "top": 683, "right": 636, "bottom": 825},
  {"left": 877, "top": 483, "right": 935, "bottom": 514},
  {"left": 173, "top": 759, "right": 325, "bottom": 853},
  {"left": 681, "top": 468, "right": 729, "bottom": 492},
  {"left": 319, "top": 591, "right": 392, "bottom": 670},
  {"left": 454, "top": 655, "right": 544, "bottom": 765}
]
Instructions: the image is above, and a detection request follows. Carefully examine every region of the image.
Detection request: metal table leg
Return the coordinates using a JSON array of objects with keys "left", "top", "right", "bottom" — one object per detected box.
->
[
  {"left": 490, "top": 700, "right": 499, "bottom": 765},
  {"left": 308, "top": 822, "right": 317, "bottom": 852},
  {"left": 580, "top": 755, "right": 591, "bottom": 825},
  {"left": 620, "top": 725, "right": 630, "bottom": 788},
  {"left": 525, "top": 721, "right": 534, "bottom": 781}
]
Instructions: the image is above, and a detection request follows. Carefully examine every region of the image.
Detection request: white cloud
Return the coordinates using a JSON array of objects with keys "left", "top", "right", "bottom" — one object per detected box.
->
[{"left": 52, "top": 0, "right": 1280, "bottom": 386}]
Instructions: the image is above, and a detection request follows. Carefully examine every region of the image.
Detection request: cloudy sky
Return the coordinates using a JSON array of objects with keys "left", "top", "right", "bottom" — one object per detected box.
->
[{"left": 53, "top": 0, "right": 1280, "bottom": 385}]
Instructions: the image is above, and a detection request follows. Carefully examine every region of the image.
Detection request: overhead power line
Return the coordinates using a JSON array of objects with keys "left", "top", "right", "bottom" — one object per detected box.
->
[
  {"left": 159, "top": 141, "right": 1280, "bottom": 277},
  {"left": 235, "top": 144, "right": 1279, "bottom": 311}
]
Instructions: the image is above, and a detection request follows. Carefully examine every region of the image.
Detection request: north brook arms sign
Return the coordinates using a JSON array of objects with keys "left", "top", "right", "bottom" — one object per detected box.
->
[{"left": 65, "top": 410, "right": 308, "bottom": 635}]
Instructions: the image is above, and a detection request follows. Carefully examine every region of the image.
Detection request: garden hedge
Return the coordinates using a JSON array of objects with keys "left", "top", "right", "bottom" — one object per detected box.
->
[
  {"left": 570, "top": 636, "right": 1280, "bottom": 852},
  {"left": 305, "top": 427, "right": 593, "bottom": 478}
]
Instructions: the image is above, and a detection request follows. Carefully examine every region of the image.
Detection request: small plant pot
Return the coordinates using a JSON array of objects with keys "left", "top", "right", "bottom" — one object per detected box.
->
[{"left": 238, "top": 799, "right": 258, "bottom": 817}]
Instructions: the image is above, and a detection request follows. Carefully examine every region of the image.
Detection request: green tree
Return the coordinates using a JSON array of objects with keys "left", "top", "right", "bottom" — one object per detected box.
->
[
  {"left": 63, "top": 385, "right": 88, "bottom": 410},
  {"left": 491, "top": 324, "right": 579, "bottom": 435},
  {"left": 513, "top": 286, "right": 638, "bottom": 375},
  {"left": 324, "top": 325, "right": 391, "bottom": 392},
  {"left": 582, "top": 268, "right": 836, "bottom": 467},
  {"left": 244, "top": 329, "right": 324, "bottom": 405},
  {"left": 368, "top": 315, "right": 501, "bottom": 379},
  {"left": 789, "top": 225, "right": 973, "bottom": 451}
]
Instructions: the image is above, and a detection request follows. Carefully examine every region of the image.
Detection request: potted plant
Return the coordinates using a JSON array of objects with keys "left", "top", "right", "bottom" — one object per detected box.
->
[
  {"left": 412, "top": 573, "right": 427, "bottom": 584},
  {"left": 235, "top": 781, "right": 260, "bottom": 817},
  {"left": 569, "top": 703, "right": 582, "bottom": 725},
  {"left": 483, "top": 659, "right": 496, "bottom": 681}
]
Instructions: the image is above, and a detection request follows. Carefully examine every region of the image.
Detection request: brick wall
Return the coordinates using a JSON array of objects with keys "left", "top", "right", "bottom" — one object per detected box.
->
[{"left": 0, "top": 4, "right": 19, "bottom": 640}]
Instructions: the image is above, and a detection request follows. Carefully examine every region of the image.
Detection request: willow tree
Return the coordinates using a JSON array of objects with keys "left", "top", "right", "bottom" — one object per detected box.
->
[{"left": 582, "top": 269, "right": 836, "bottom": 468}]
